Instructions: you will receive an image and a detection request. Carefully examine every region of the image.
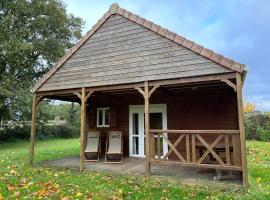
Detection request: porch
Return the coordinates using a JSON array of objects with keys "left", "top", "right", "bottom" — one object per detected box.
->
[
  {"left": 30, "top": 73, "right": 247, "bottom": 188},
  {"left": 44, "top": 156, "right": 242, "bottom": 186}
]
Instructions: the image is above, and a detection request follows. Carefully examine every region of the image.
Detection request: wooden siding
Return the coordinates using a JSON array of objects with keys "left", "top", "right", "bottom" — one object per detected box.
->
[
  {"left": 38, "top": 15, "right": 232, "bottom": 92},
  {"left": 86, "top": 87, "right": 238, "bottom": 156}
]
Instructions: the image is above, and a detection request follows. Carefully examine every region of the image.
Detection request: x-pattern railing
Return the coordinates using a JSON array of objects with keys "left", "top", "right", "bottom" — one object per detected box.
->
[{"left": 149, "top": 129, "right": 242, "bottom": 171}]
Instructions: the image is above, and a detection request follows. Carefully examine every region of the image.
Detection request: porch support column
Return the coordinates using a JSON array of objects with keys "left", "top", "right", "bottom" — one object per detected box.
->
[
  {"left": 75, "top": 88, "right": 94, "bottom": 172},
  {"left": 236, "top": 73, "right": 248, "bottom": 190},
  {"left": 135, "top": 82, "right": 159, "bottom": 176},
  {"left": 29, "top": 93, "right": 42, "bottom": 166},
  {"left": 144, "top": 81, "right": 150, "bottom": 175},
  {"left": 80, "top": 88, "right": 86, "bottom": 171}
]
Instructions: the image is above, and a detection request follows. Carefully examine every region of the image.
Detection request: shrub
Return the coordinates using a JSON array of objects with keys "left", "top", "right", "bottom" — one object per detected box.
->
[
  {"left": 256, "top": 127, "right": 270, "bottom": 141},
  {"left": 0, "top": 124, "right": 79, "bottom": 142},
  {"left": 245, "top": 113, "right": 270, "bottom": 141}
]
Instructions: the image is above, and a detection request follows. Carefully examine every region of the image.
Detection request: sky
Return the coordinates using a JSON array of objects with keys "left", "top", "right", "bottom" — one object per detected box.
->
[{"left": 63, "top": 0, "right": 270, "bottom": 111}]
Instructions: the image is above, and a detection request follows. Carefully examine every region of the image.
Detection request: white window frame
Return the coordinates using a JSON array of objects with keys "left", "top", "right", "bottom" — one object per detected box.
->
[
  {"left": 97, "top": 107, "right": 110, "bottom": 127},
  {"left": 129, "top": 104, "right": 168, "bottom": 157}
]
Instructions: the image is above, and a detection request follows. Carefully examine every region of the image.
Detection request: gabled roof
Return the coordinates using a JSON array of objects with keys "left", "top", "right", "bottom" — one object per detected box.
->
[{"left": 32, "top": 3, "right": 246, "bottom": 93}]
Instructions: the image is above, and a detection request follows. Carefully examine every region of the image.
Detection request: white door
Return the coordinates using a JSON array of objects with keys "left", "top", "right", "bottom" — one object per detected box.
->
[{"left": 129, "top": 104, "right": 168, "bottom": 157}]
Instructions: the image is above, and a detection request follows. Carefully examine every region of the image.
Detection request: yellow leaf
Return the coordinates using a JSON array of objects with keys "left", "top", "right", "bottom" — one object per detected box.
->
[{"left": 75, "top": 192, "right": 82, "bottom": 197}]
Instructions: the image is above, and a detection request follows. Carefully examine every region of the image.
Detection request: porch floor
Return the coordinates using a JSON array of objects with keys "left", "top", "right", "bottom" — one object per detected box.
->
[{"left": 44, "top": 156, "right": 242, "bottom": 187}]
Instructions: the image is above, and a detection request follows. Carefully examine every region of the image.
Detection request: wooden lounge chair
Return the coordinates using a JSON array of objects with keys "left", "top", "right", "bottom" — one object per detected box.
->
[
  {"left": 84, "top": 130, "right": 100, "bottom": 162},
  {"left": 105, "top": 131, "right": 123, "bottom": 163}
]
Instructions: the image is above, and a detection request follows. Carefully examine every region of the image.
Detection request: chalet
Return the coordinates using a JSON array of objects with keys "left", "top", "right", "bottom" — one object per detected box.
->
[{"left": 30, "top": 3, "right": 248, "bottom": 188}]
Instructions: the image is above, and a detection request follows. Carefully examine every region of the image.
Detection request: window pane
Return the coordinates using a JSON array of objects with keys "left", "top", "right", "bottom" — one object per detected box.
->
[
  {"left": 132, "top": 113, "right": 139, "bottom": 135},
  {"left": 150, "top": 113, "right": 163, "bottom": 129},
  {"left": 104, "top": 108, "right": 110, "bottom": 126},
  {"left": 98, "top": 109, "right": 103, "bottom": 126},
  {"left": 154, "top": 136, "right": 164, "bottom": 156},
  {"left": 132, "top": 137, "right": 139, "bottom": 155}
]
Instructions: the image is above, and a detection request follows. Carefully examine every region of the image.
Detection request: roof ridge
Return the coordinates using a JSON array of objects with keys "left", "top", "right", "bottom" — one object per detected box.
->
[{"left": 32, "top": 3, "right": 246, "bottom": 93}]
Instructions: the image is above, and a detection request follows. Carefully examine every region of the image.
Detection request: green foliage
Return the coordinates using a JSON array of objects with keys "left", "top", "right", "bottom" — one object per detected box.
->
[
  {"left": 38, "top": 124, "right": 80, "bottom": 139},
  {"left": 0, "top": 139, "right": 269, "bottom": 199},
  {"left": 0, "top": 124, "right": 79, "bottom": 142},
  {"left": 47, "top": 102, "right": 80, "bottom": 125},
  {"left": 245, "top": 113, "right": 270, "bottom": 141},
  {"left": 0, "top": 0, "right": 84, "bottom": 122}
]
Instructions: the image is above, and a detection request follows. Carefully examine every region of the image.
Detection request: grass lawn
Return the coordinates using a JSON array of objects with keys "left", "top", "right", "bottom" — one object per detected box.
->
[{"left": 0, "top": 139, "right": 269, "bottom": 199}]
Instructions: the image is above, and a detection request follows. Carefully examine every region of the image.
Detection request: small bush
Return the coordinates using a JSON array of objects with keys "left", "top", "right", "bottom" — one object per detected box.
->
[
  {"left": 245, "top": 113, "right": 270, "bottom": 141},
  {"left": 0, "top": 124, "right": 79, "bottom": 142},
  {"left": 256, "top": 127, "right": 270, "bottom": 141},
  {"left": 38, "top": 124, "right": 79, "bottom": 139}
]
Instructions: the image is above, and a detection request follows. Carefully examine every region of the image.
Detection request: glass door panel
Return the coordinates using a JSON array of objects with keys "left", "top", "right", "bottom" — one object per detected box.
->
[{"left": 131, "top": 113, "right": 140, "bottom": 156}]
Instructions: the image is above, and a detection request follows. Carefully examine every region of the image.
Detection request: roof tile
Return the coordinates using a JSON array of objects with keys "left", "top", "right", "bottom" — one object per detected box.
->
[
  {"left": 136, "top": 17, "right": 145, "bottom": 25},
  {"left": 191, "top": 44, "right": 203, "bottom": 54},
  {"left": 220, "top": 57, "right": 234, "bottom": 68},
  {"left": 231, "top": 63, "right": 243, "bottom": 72},
  {"left": 143, "top": 20, "right": 153, "bottom": 29},
  {"left": 182, "top": 39, "right": 194, "bottom": 48},
  {"left": 210, "top": 53, "right": 223, "bottom": 63},
  {"left": 174, "top": 35, "right": 185, "bottom": 44},
  {"left": 150, "top": 24, "right": 161, "bottom": 32},
  {"left": 165, "top": 31, "right": 176, "bottom": 40},
  {"left": 123, "top": 10, "right": 131, "bottom": 18},
  {"left": 158, "top": 27, "right": 168, "bottom": 36},
  {"left": 129, "top": 13, "right": 138, "bottom": 22},
  {"left": 200, "top": 48, "right": 213, "bottom": 58},
  {"left": 117, "top": 8, "right": 125, "bottom": 15}
]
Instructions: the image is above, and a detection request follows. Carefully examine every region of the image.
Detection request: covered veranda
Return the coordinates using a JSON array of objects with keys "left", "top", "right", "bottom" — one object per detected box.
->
[{"left": 29, "top": 72, "right": 247, "bottom": 188}]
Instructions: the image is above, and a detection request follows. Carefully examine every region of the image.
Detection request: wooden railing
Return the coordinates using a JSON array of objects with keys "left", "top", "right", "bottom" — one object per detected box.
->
[{"left": 149, "top": 129, "right": 242, "bottom": 171}]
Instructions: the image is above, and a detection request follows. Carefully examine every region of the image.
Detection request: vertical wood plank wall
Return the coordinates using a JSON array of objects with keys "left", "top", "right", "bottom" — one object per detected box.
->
[{"left": 87, "top": 87, "right": 238, "bottom": 157}]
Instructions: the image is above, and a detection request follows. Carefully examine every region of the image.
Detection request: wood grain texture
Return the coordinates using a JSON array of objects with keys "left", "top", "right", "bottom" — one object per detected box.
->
[
  {"left": 29, "top": 93, "right": 37, "bottom": 165},
  {"left": 236, "top": 73, "right": 248, "bottom": 190},
  {"left": 38, "top": 15, "right": 232, "bottom": 92}
]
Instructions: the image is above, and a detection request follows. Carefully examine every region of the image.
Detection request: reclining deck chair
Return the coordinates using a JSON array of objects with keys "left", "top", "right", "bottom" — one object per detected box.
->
[
  {"left": 84, "top": 130, "right": 100, "bottom": 162},
  {"left": 105, "top": 131, "right": 123, "bottom": 163}
]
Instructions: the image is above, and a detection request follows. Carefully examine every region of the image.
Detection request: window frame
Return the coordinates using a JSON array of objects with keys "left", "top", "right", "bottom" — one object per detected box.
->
[{"left": 96, "top": 107, "right": 110, "bottom": 127}]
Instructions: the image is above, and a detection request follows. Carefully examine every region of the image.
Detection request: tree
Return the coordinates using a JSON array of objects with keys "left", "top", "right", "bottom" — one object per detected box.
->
[
  {"left": 244, "top": 102, "right": 256, "bottom": 113},
  {"left": 0, "top": 0, "right": 84, "bottom": 122}
]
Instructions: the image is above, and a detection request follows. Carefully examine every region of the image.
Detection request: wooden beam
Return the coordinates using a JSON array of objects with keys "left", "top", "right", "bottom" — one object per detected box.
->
[
  {"left": 221, "top": 79, "right": 237, "bottom": 92},
  {"left": 29, "top": 93, "right": 38, "bottom": 165},
  {"left": 135, "top": 87, "right": 145, "bottom": 97},
  {"left": 36, "top": 95, "right": 43, "bottom": 106},
  {"left": 150, "top": 160, "right": 242, "bottom": 171},
  {"left": 149, "top": 84, "right": 160, "bottom": 98},
  {"left": 144, "top": 81, "right": 150, "bottom": 175},
  {"left": 149, "top": 129, "right": 240, "bottom": 135},
  {"left": 162, "top": 134, "right": 186, "bottom": 162},
  {"left": 192, "top": 134, "right": 196, "bottom": 163},
  {"left": 36, "top": 73, "right": 236, "bottom": 98},
  {"left": 196, "top": 134, "right": 225, "bottom": 165},
  {"left": 236, "top": 72, "right": 248, "bottom": 190},
  {"left": 74, "top": 92, "right": 82, "bottom": 100},
  {"left": 225, "top": 135, "right": 231, "bottom": 165},
  {"left": 80, "top": 87, "right": 86, "bottom": 172},
  {"left": 186, "top": 134, "right": 190, "bottom": 163},
  {"left": 149, "top": 73, "right": 236, "bottom": 87},
  {"left": 162, "top": 134, "right": 185, "bottom": 161},
  {"left": 85, "top": 90, "right": 94, "bottom": 101}
]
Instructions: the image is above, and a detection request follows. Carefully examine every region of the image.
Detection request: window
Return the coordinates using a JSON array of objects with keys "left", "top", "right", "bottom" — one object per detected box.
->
[{"left": 97, "top": 108, "right": 110, "bottom": 127}]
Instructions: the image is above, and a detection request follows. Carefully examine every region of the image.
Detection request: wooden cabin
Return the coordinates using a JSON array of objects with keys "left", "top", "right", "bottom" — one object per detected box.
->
[{"left": 30, "top": 4, "right": 248, "bottom": 188}]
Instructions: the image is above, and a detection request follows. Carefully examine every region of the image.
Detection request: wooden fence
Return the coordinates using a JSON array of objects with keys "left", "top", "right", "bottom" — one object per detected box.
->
[{"left": 149, "top": 129, "right": 242, "bottom": 171}]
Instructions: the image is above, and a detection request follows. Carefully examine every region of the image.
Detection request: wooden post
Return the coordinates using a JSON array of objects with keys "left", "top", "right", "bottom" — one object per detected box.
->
[
  {"left": 80, "top": 88, "right": 86, "bottom": 172},
  {"left": 236, "top": 73, "right": 248, "bottom": 190},
  {"left": 29, "top": 93, "right": 40, "bottom": 165},
  {"left": 144, "top": 81, "right": 150, "bottom": 175}
]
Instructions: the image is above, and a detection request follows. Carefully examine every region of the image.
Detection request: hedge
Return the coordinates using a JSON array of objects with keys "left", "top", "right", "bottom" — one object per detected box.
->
[{"left": 0, "top": 124, "right": 79, "bottom": 142}]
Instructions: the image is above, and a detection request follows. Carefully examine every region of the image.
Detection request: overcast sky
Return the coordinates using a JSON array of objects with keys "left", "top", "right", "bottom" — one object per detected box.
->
[{"left": 63, "top": 0, "right": 270, "bottom": 111}]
